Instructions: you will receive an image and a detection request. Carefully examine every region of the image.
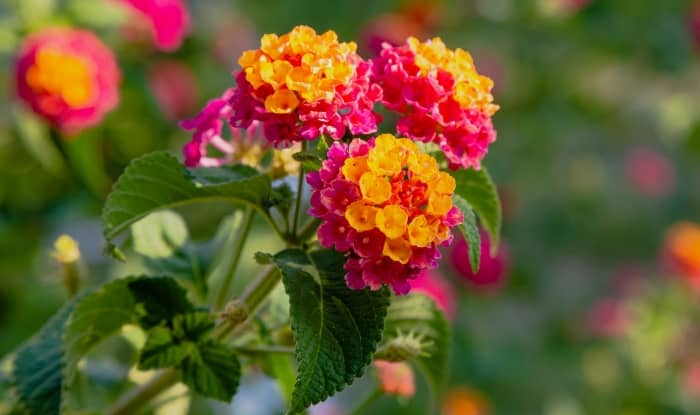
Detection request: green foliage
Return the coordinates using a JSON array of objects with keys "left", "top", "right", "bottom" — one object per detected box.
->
[
  {"left": 180, "top": 341, "right": 241, "bottom": 402},
  {"left": 271, "top": 248, "right": 390, "bottom": 414},
  {"left": 453, "top": 195, "right": 481, "bottom": 274},
  {"left": 102, "top": 151, "right": 273, "bottom": 254},
  {"left": 139, "top": 326, "right": 192, "bottom": 370},
  {"left": 127, "top": 277, "right": 195, "bottom": 329},
  {"left": 452, "top": 167, "right": 501, "bottom": 251},
  {"left": 63, "top": 278, "right": 139, "bottom": 385},
  {"left": 13, "top": 296, "right": 82, "bottom": 415},
  {"left": 383, "top": 294, "right": 450, "bottom": 403},
  {"left": 132, "top": 210, "right": 212, "bottom": 299}
]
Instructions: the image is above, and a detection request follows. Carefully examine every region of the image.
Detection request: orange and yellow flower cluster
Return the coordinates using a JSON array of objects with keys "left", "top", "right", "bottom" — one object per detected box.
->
[
  {"left": 229, "top": 25, "right": 381, "bottom": 145},
  {"left": 308, "top": 134, "right": 463, "bottom": 294},
  {"left": 372, "top": 36, "right": 498, "bottom": 169}
]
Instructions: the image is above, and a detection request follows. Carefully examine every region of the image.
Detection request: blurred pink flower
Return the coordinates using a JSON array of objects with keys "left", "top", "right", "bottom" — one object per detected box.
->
[
  {"left": 309, "top": 401, "right": 343, "bottom": 415},
  {"left": 586, "top": 298, "right": 631, "bottom": 338},
  {"left": 623, "top": 146, "right": 675, "bottom": 197},
  {"left": 410, "top": 270, "right": 457, "bottom": 321},
  {"left": 14, "top": 27, "right": 120, "bottom": 135},
  {"left": 690, "top": 1, "right": 700, "bottom": 48},
  {"left": 147, "top": 60, "right": 198, "bottom": 121},
  {"left": 360, "top": 13, "right": 425, "bottom": 56},
  {"left": 683, "top": 360, "right": 700, "bottom": 397},
  {"left": 451, "top": 231, "right": 510, "bottom": 290},
  {"left": 374, "top": 360, "right": 415, "bottom": 397},
  {"left": 117, "top": 0, "right": 190, "bottom": 51},
  {"left": 211, "top": 15, "right": 257, "bottom": 67}
]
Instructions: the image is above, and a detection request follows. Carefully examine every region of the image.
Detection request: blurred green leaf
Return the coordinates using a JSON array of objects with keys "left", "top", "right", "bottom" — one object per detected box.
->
[
  {"left": 272, "top": 248, "right": 389, "bottom": 414},
  {"left": 452, "top": 167, "right": 501, "bottom": 251},
  {"left": 102, "top": 152, "right": 272, "bottom": 252},
  {"left": 13, "top": 295, "right": 82, "bottom": 415},
  {"left": 453, "top": 194, "right": 481, "bottom": 274},
  {"left": 383, "top": 294, "right": 450, "bottom": 407}
]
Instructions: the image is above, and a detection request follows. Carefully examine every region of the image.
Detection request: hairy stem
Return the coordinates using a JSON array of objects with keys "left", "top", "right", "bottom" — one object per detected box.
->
[
  {"left": 291, "top": 141, "right": 307, "bottom": 236},
  {"left": 214, "top": 265, "right": 281, "bottom": 340},
  {"left": 215, "top": 206, "right": 255, "bottom": 310},
  {"left": 105, "top": 369, "right": 178, "bottom": 415}
]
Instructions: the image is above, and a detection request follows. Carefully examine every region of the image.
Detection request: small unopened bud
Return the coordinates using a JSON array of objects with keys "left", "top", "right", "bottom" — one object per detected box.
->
[
  {"left": 374, "top": 330, "right": 432, "bottom": 362},
  {"left": 222, "top": 299, "right": 249, "bottom": 326},
  {"left": 52, "top": 234, "right": 82, "bottom": 297}
]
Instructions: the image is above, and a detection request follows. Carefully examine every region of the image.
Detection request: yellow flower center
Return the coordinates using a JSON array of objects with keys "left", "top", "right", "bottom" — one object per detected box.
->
[{"left": 25, "top": 47, "right": 94, "bottom": 107}]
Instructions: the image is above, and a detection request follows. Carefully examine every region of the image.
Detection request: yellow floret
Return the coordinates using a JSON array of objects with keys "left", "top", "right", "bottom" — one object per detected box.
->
[
  {"left": 383, "top": 237, "right": 412, "bottom": 264},
  {"left": 359, "top": 173, "right": 392, "bottom": 204},
  {"left": 345, "top": 201, "right": 379, "bottom": 232},
  {"left": 376, "top": 205, "right": 408, "bottom": 239}
]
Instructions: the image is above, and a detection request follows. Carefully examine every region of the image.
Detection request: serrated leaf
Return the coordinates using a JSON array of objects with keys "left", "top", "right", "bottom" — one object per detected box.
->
[
  {"left": 272, "top": 249, "right": 390, "bottom": 414},
  {"left": 127, "top": 277, "right": 195, "bottom": 329},
  {"left": 132, "top": 210, "right": 188, "bottom": 258},
  {"left": 180, "top": 341, "right": 241, "bottom": 402},
  {"left": 453, "top": 195, "right": 481, "bottom": 273},
  {"left": 139, "top": 326, "right": 191, "bottom": 370},
  {"left": 102, "top": 151, "right": 272, "bottom": 248},
  {"left": 383, "top": 294, "right": 449, "bottom": 406},
  {"left": 452, "top": 167, "right": 501, "bottom": 251},
  {"left": 172, "top": 311, "right": 214, "bottom": 340},
  {"left": 13, "top": 296, "right": 82, "bottom": 415}
]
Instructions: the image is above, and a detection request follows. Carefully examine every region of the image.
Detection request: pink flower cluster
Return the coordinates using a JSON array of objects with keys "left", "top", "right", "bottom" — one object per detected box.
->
[
  {"left": 371, "top": 38, "right": 499, "bottom": 169},
  {"left": 230, "top": 60, "right": 382, "bottom": 147},
  {"left": 180, "top": 89, "right": 267, "bottom": 168},
  {"left": 306, "top": 138, "right": 462, "bottom": 294}
]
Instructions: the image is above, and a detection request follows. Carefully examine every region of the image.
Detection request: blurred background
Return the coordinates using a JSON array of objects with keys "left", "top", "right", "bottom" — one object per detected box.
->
[{"left": 2, "top": 0, "right": 700, "bottom": 414}]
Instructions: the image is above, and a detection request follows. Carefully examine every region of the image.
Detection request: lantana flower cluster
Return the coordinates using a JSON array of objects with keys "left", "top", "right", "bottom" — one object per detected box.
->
[
  {"left": 14, "top": 28, "right": 121, "bottom": 135},
  {"left": 372, "top": 37, "right": 498, "bottom": 169},
  {"left": 183, "top": 26, "right": 498, "bottom": 295},
  {"left": 230, "top": 25, "right": 382, "bottom": 146},
  {"left": 307, "top": 134, "right": 463, "bottom": 294}
]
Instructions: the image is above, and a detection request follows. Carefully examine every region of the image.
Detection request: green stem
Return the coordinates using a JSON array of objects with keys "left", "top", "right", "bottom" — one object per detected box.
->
[
  {"left": 105, "top": 369, "right": 178, "bottom": 415},
  {"left": 214, "top": 265, "right": 281, "bottom": 340},
  {"left": 291, "top": 141, "right": 307, "bottom": 236},
  {"left": 348, "top": 388, "right": 383, "bottom": 415},
  {"left": 297, "top": 218, "right": 322, "bottom": 243},
  {"left": 215, "top": 206, "right": 255, "bottom": 310}
]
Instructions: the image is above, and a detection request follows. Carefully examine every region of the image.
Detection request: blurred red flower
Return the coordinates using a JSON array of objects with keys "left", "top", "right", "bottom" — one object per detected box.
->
[
  {"left": 410, "top": 269, "right": 457, "bottom": 321},
  {"left": 623, "top": 146, "right": 675, "bottom": 197},
  {"left": 451, "top": 231, "right": 510, "bottom": 290},
  {"left": 586, "top": 298, "right": 631, "bottom": 338},
  {"left": 442, "top": 387, "right": 489, "bottom": 415},
  {"left": 147, "top": 60, "right": 198, "bottom": 121},
  {"left": 662, "top": 222, "right": 700, "bottom": 288},
  {"left": 14, "top": 27, "right": 120, "bottom": 135}
]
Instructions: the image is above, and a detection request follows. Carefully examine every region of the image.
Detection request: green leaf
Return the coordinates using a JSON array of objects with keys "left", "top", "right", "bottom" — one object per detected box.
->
[
  {"left": 127, "top": 277, "right": 195, "bottom": 329},
  {"left": 180, "top": 341, "right": 241, "bottom": 402},
  {"left": 139, "top": 326, "right": 191, "bottom": 370},
  {"left": 172, "top": 311, "right": 215, "bottom": 341},
  {"left": 452, "top": 167, "right": 501, "bottom": 251},
  {"left": 133, "top": 210, "right": 223, "bottom": 300},
  {"left": 383, "top": 294, "right": 450, "bottom": 405},
  {"left": 102, "top": 151, "right": 272, "bottom": 248},
  {"left": 64, "top": 278, "right": 140, "bottom": 384},
  {"left": 453, "top": 195, "right": 481, "bottom": 273},
  {"left": 272, "top": 249, "right": 390, "bottom": 414},
  {"left": 13, "top": 296, "right": 82, "bottom": 415},
  {"left": 292, "top": 150, "right": 322, "bottom": 171}
]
